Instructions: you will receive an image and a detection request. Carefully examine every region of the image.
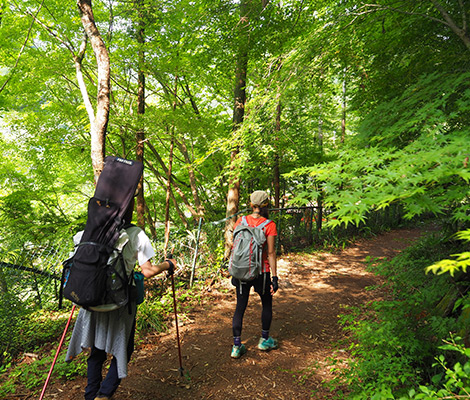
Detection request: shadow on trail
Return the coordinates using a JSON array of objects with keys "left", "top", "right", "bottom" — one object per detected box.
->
[{"left": 57, "top": 227, "right": 426, "bottom": 400}]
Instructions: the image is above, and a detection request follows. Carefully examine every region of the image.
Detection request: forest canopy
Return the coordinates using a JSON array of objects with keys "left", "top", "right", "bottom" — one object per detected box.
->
[
  {"left": 0, "top": 0, "right": 469, "bottom": 245},
  {"left": 1, "top": 2, "right": 470, "bottom": 399}
]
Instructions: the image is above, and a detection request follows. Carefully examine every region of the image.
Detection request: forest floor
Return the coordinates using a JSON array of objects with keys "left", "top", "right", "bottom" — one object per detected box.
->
[{"left": 37, "top": 225, "right": 431, "bottom": 400}]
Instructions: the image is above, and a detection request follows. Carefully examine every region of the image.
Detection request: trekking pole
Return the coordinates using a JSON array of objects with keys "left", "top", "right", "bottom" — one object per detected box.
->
[
  {"left": 39, "top": 304, "right": 76, "bottom": 400},
  {"left": 167, "top": 253, "right": 184, "bottom": 377}
]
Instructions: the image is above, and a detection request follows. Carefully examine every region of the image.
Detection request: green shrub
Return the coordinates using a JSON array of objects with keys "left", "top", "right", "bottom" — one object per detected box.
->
[
  {"left": 0, "top": 306, "right": 72, "bottom": 368},
  {"left": 334, "top": 231, "right": 466, "bottom": 398}
]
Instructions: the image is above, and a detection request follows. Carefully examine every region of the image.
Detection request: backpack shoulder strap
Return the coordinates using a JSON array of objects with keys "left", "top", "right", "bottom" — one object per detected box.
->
[{"left": 257, "top": 218, "right": 271, "bottom": 231}]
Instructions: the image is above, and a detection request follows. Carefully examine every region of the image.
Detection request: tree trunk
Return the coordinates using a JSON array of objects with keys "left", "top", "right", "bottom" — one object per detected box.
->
[
  {"left": 224, "top": 0, "right": 251, "bottom": 258},
  {"left": 136, "top": 1, "right": 146, "bottom": 228},
  {"left": 164, "top": 134, "right": 174, "bottom": 254},
  {"left": 317, "top": 82, "right": 324, "bottom": 234},
  {"left": 143, "top": 202, "right": 157, "bottom": 239},
  {"left": 341, "top": 69, "right": 346, "bottom": 144},
  {"left": 273, "top": 97, "right": 281, "bottom": 208},
  {"left": 176, "top": 138, "right": 204, "bottom": 217},
  {"left": 145, "top": 141, "right": 197, "bottom": 221},
  {"left": 74, "top": 34, "right": 95, "bottom": 127},
  {"left": 77, "top": 0, "right": 110, "bottom": 181},
  {"left": 430, "top": 0, "right": 470, "bottom": 51},
  {"left": 0, "top": 268, "right": 8, "bottom": 295}
]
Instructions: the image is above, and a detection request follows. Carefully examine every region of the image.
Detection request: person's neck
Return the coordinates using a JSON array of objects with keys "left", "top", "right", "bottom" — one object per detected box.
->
[{"left": 251, "top": 212, "right": 262, "bottom": 219}]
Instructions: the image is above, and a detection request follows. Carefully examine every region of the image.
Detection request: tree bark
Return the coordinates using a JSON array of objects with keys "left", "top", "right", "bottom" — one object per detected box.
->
[
  {"left": 143, "top": 201, "right": 157, "bottom": 239},
  {"left": 77, "top": 0, "right": 110, "bottom": 181},
  {"left": 273, "top": 97, "right": 281, "bottom": 208},
  {"left": 430, "top": 0, "right": 470, "bottom": 51},
  {"left": 224, "top": 0, "right": 251, "bottom": 258},
  {"left": 144, "top": 158, "right": 189, "bottom": 229},
  {"left": 136, "top": 1, "right": 146, "bottom": 228},
  {"left": 74, "top": 33, "right": 95, "bottom": 126},
  {"left": 164, "top": 134, "right": 174, "bottom": 254},
  {"left": 176, "top": 138, "right": 204, "bottom": 217},
  {"left": 145, "top": 141, "right": 197, "bottom": 220},
  {"left": 341, "top": 73, "right": 346, "bottom": 144}
]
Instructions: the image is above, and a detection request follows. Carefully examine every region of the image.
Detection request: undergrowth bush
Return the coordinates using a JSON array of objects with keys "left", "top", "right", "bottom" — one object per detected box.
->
[
  {"left": 0, "top": 314, "right": 87, "bottom": 398},
  {"left": 333, "top": 231, "right": 469, "bottom": 399},
  {"left": 0, "top": 306, "right": 72, "bottom": 368}
]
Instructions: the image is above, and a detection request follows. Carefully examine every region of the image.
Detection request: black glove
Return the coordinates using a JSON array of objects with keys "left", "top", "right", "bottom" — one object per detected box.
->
[
  {"left": 166, "top": 254, "right": 175, "bottom": 277},
  {"left": 271, "top": 276, "right": 279, "bottom": 293}
]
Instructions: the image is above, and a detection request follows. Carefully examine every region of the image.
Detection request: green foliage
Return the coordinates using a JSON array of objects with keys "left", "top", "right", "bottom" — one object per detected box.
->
[
  {"left": 0, "top": 347, "right": 86, "bottom": 397},
  {"left": 136, "top": 295, "right": 170, "bottom": 335},
  {"left": 426, "top": 230, "right": 470, "bottom": 277},
  {"left": 333, "top": 232, "right": 465, "bottom": 398},
  {"left": 393, "top": 336, "right": 470, "bottom": 399},
  {"left": 288, "top": 72, "right": 470, "bottom": 230},
  {"left": 136, "top": 278, "right": 202, "bottom": 335},
  {"left": 0, "top": 307, "right": 86, "bottom": 397},
  {"left": 0, "top": 308, "right": 72, "bottom": 368}
]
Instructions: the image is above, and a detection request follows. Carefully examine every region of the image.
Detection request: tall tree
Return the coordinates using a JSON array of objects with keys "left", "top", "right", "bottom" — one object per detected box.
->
[
  {"left": 135, "top": 0, "right": 146, "bottom": 227},
  {"left": 77, "top": 0, "right": 110, "bottom": 181},
  {"left": 224, "top": 0, "right": 254, "bottom": 257}
]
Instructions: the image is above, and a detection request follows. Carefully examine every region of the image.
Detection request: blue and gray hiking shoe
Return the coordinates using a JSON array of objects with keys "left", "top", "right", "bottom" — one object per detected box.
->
[
  {"left": 231, "top": 343, "right": 247, "bottom": 358},
  {"left": 258, "top": 336, "right": 278, "bottom": 351}
]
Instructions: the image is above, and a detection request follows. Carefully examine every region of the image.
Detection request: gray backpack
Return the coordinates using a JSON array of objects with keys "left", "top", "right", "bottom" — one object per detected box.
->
[{"left": 228, "top": 216, "right": 271, "bottom": 282}]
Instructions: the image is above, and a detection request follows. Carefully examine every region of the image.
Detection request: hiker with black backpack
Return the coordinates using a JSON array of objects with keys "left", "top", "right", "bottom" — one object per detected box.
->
[
  {"left": 228, "top": 190, "right": 279, "bottom": 359},
  {"left": 65, "top": 197, "right": 176, "bottom": 400}
]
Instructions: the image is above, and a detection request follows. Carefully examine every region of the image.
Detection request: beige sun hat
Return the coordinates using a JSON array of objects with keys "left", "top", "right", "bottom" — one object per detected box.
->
[{"left": 250, "top": 190, "right": 269, "bottom": 207}]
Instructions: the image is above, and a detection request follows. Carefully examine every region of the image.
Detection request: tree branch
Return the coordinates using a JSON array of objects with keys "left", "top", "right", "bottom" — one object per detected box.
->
[
  {"left": 458, "top": 0, "right": 467, "bottom": 32},
  {"left": 430, "top": 0, "right": 470, "bottom": 51},
  {"left": 74, "top": 33, "right": 95, "bottom": 124},
  {"left": 0, "top": 0, "right": 45, "bottom": 94}
]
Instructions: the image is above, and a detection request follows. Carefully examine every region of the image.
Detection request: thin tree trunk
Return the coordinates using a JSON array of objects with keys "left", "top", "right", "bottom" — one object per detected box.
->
[
  {"left": 74, "top": 34, "right": 95, "bottom": 126},
  {"left": 224, "top": 0, "right": 250, "bottom": 258},
  {"left": 341, "top": 69, "right": 346, "bottom": 144},
  {"left": 176, "top": 138, "right": 204, "bottom": 217},
  {"left": 164, "top": 134, "right": 174, "bottom": 254},
  {"left": 143, "top": 202, "right": 157, "bottom": 239},
  {"left": 273, "top": 96, "right": 281, "bottom": 208},
  {"left": 317, "top": 82, "right": 324, "bottom": 233},
  {"left": 145, "top": 141, "right": 198, "bottom": 220},
  {"left": 136, "top": 1, "right": 146, "bottom": 227},
  {"left": 145, "top": 159, "right": 189, "bottom": 228},
  {"left": 0, "top": 268, "right": 8, "bottom": 295},
  {"left": 77, "top": 0, "right": 110, "bottom": 181}
]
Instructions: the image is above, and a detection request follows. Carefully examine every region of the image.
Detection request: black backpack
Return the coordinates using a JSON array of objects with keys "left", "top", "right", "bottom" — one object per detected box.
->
[{"left": 61, "top": 156, "right": 143, "bottom": 310}]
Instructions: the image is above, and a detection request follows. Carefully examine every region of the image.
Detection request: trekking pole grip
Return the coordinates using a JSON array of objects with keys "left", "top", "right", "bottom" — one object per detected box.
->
[{"left": 166, "top": 253, "right": 175, "bottom": 277}]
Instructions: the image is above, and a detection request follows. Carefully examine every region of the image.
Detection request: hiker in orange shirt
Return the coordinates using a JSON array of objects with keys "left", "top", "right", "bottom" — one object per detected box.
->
[{"left": 230, "top": 190, "right": 279, "bottom": 358}]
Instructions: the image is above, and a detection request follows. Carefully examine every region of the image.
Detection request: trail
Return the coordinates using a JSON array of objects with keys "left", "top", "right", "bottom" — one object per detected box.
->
[{"left": 47, "top": 226, "right": 429, "bottom": 400}]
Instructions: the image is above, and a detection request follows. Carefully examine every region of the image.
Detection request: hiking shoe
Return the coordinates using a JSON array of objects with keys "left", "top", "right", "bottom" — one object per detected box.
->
[
  {"left": 94, "top": 396, "right": 111, "bottom": 400},
  {"left": 258, "top": 336, "right": 278, "bottom": 351},
  {"left": 231, "top": 343, "right": 247, "bottom": 358}
]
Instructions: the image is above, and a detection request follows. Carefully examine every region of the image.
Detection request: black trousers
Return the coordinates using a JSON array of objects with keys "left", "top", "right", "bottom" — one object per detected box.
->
[
  {"left": 84, "top": 320, "right": 135, "bottom": 400},
  {"left": 232, "top": 273, "right": 273, "bottom": 338}
]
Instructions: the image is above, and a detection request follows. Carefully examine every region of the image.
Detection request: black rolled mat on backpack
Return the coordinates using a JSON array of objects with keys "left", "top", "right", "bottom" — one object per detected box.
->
[
  {"left": 63, "top": 156, "right": 144, "bottom": 308},
  {"left": 82, "top": 156, "right": 144, "bottom": 247}
]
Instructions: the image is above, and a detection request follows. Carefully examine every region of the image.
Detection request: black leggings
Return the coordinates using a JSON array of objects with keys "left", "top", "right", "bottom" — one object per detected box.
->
[{"left": 232, "top": 274, "right": 273, "bottom": 337}]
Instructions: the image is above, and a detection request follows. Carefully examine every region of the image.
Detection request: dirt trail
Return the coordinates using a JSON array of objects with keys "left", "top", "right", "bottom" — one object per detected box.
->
[{"left": 47, "top": 227, "right": 428, "bottom": 400}]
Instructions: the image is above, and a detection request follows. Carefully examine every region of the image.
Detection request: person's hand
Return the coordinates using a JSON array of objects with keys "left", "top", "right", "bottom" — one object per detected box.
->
[
  {"left": 271, "top": 276, "right": 279, "bottom": 294},
  {"left": 166, "top": 259, "right": 175, "bottom": 276}
]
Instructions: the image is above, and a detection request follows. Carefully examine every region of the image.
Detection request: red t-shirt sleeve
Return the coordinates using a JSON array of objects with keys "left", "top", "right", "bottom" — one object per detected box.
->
[{"left": 264, "top": 220, "right": 277, "bottom": 237}]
